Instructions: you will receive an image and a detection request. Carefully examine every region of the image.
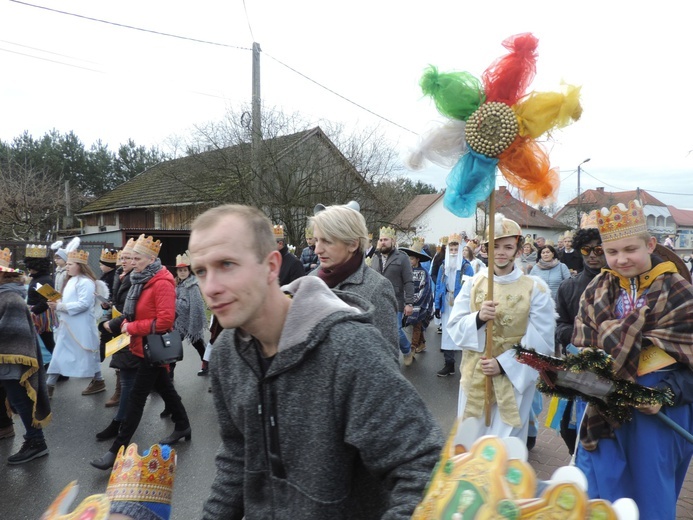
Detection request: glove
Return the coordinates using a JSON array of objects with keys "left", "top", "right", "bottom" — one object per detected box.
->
[{"left": 434, "top": 309, "right": 441, "bottom": 320}]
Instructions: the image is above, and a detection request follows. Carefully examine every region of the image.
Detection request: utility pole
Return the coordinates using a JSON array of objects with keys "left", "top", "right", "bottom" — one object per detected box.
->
[
  {"left": 251, "top": 42, "right": 262, "bottom": 185},
  {"left": 576, "top": 158, "right": 591, "bottom": 227}
]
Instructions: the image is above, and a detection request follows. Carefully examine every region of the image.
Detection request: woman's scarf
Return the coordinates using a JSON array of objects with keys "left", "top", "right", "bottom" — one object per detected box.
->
[
  {"left": 317, "top": 252, "right": 362, "bottom": 288},
  {"left": 535, "top": 258, "right": 559, "bottom": 270},
  {"left": 123, "top": 258, "right": 162, "bottom": 321},
  {"left": 572, "top": 266, "right": 693, "bottom": 450},
  {"left": 175, "top": 275, "right": 207, "bottom": 342},
  {"left": 0, "top": 283, "right": 27, "bottom": 298}
]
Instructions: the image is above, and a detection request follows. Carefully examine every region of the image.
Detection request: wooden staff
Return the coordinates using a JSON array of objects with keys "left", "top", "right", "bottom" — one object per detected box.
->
[{"left": 484, "top": 190, "right": 496, "bottom": 427}]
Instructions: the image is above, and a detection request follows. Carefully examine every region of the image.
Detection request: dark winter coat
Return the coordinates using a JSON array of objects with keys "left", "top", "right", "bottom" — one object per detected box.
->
[
  {"left": 106, "top": 269, "right": 139, "bottom": 370},
  {"left": 278, "top": 244, "right": 305, "bottom": 286},
  {"left": 370, "top": 249, "right": 415, "bottom": 312}
]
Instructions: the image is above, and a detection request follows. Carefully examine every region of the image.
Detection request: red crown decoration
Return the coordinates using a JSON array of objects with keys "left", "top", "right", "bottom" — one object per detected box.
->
[
  {"left": 100, "top": 249, "right": 119, "bottom": 264},
  {"left": 175, "top": 251, "right": 191, "bottom": 267},
  {"left": 273, "top": 225, "right": 285, "bottom": 240},
  {"left": 133, "top": 234, "right": 162, "bottom": 257},
  {"left": 25, "top": 244, "right": 48, "bottom": 258},
  {"left": 67, "top": 250, "right": 90, "bottom": 265},
  {"left": 106, "top": 443, "right": 176, "bottom": 506},
  {"left": 597, "top": 200, "right": 647, "bottom": 242}
]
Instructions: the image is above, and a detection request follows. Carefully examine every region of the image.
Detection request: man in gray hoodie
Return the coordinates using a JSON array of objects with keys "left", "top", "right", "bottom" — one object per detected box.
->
[{"left": 189, "top": 204, "right": 443, "bottom": 520}]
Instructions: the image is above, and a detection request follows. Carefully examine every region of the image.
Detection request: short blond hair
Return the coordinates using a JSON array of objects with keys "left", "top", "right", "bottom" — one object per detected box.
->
[
  {"left": 309, "top": 205, "right": 368, "bottom": 253},
  {"left": 191, "top": 205, "right": 276, "bottom": 263}
]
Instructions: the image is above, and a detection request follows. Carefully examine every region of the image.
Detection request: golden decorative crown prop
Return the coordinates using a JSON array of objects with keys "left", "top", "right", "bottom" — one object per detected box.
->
[
  {"left": 67, "top": 250, "right": 89, "bottom": 265},
  {"left": 100, "top": 249, "right": 119, "bottom": 264},
  {"left": 379, "top": 226, "right": 397, "bottom": 240},
  {"left": 305, "top": 226, "right": 314, "bottom": 239},
  {"left": 122, "top": 238, "right": 136, "bottom": 254},
  {"left": 411, "top": 236, "right": 426, "bottom": 251},
  {"left": 175, "top": 251, "right": 191, "bottom": 267},
  {"left": 368, "top": 233, "right": 374, "bottom": 240},
  {"left": 597, "top": 200, "right": 647, "bottom": 242},
  {"left": 25, "top": 244, "right": 48, "bottom": 258},
  {"left": 440, "top": 236, "right": 449, "bottom": 245},
  {"left": 580, "top": 210, "right": 599, "bottom": 230},
  {"left": 273, "top": 225, "right": 285, "bottom": 240},
  {"left": 0, "top": 247, "right": 11, "bottom": 268},
  {"left": 40, "top": 481, "right": 110, "bottom": 520},
  {"left": 448, "top": 232, "right": 463, "bottom": 245},
  {"left": 106, "top": 443, "right": 176, "bottom": 506},
  {"left": 133, "top": 234, "right": 162, "bottom": 258}
]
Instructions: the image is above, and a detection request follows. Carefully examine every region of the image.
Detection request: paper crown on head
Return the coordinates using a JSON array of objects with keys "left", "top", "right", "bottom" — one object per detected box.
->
[
  {"left": 273, "top": 225, "right": 285, "bottom": 240},
  {"left": 368, "top": 233, "right": 373, "bottom": 240},
  {"left": 133, "top": 234, "right": 162, "bottom": 258},
  {"left": 67, "top": 249, "right": 89, "bottom": 264},
  {"left": 379, "top": 226, "right": 396, "bottom": 240},
  {"left": 122, "top": 238, "right": 136, "bottom": 254},
  {"left": 597, "top": 199, "right": 648, "bottom": 242},
  {"left": 106, "top": 443, "right": 176, "bottom": 520},
  {"left": 0, "top": 248, "right": 22, "bottom": 273},
  {"left": 25, "top": 244, "right": 48, "bottom": 258},
  {"left": 448, "top": 232, "right": 463, "bottom": 245},
  {"left": 440, "top": 236, "right": 449, "bottom": 245},
  {"left": 411, "top": 236, "right": 426, "bottom": 251},
  {"left": 175, "top": 251, "right": 191, "bottom": 267},
  {"left": 484, "top": 213, "right": 522, "bottom": 243},
  {"left": 304, "top": 226, "right": 314, "bottom": 239},
  {"left": 40, "top": 481, "right": 110, "bottom": 520},
  {"left": 100, "top": 249, "right": 119, "bottom": 265},
  {"left": 580, "top": 210, "right": 599, "bottom": 230}
]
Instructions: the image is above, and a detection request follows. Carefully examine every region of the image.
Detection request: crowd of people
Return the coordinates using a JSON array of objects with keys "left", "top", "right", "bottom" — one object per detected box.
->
[{"left": 1, "top": 198, "right": 692, "bottom": 519}]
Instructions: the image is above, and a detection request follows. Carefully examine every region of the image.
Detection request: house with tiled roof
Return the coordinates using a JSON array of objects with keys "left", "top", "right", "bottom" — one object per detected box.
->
[
  {"left": 75, "top": 127, "right": 382, "bottom": 266},
  {"left": 392, "top": 186, "right": 568, "bottom": 245}
]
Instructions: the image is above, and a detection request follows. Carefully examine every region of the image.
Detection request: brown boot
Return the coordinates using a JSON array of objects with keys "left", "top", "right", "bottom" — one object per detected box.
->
[
  {"left": 104, "top": 371, "right": 121, "bottom": 408},
  {"left": 82, "top": 379, "right": 106, "bottom": 395}
]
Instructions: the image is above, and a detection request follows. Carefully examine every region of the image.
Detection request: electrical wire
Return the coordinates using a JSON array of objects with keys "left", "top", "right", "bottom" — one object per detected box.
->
[
  {"left": 0, "top": 46, "right": 104, "bottom": 73},
  {"left": 581, "top": 169, "right": 693, "bottom": 197},
  {"left": 242, "top": 0, "right": 255, "bottom": 42}
]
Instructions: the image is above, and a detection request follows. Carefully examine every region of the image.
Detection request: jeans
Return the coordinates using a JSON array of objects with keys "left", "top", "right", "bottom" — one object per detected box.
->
[
  {"left": 2, "top": 380, "right": 44, "bottom": 441},
  {"left": 110, "top": 358, "right": 189, "bottom": 454},
  {"left": 443, "top": 349, "right": 458, "bottom": 367},
  {"left": 114, "top": 368, "right": 137, "bottom": 422},
  {"left": 0, "top": 385, "right": 13, "bottom": 428},
  {"left": 396, "top": 312, "right": 411, "bottom": 354}
]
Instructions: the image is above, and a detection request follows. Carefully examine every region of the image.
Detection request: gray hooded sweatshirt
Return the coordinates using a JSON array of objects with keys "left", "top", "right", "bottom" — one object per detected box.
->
[{"left": 202, "top": 276, "right": 443, "bottom": 520}]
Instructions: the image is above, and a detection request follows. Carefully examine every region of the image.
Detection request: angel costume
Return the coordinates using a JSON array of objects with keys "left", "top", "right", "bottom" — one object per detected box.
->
[
  {"left": 447, "top": 266, "right": 555, "bottom": 441},
  {"left": 47, "top": 276, "right": 106, "bottom": 378}
]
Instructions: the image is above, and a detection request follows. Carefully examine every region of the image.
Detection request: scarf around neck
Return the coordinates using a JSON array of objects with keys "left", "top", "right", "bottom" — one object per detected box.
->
[
  {"left": 536, "top": 258, "right": 559, "bottom": 270},
  {"left": 0, "top": 282, "right": 27, "bottom": 298},
  {"left": 123, "top": 258, "right": 162, "bottom": 321},
  {"left": 317, "top": 252, "right": 363, "bottom": 288}
]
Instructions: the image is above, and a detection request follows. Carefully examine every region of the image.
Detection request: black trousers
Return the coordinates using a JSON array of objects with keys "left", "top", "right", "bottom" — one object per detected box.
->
[{"left": 109, "top": 357, "right": 189, "bottom": 454}]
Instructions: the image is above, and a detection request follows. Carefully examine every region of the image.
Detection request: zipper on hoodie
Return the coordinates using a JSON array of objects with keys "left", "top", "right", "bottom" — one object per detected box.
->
[{"left": 258, "top": 380, "right": 286, "bottom": 479}]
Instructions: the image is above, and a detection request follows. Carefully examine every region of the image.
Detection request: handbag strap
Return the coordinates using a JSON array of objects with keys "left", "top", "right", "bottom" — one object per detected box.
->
[{"left": 150, "top": 320, "right": 157, "bottom": 334}]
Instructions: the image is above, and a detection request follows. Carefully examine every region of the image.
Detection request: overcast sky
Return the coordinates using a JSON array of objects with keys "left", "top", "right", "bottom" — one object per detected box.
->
[{"left": 2, "top": 0, "right": 692, "bottom": 210}]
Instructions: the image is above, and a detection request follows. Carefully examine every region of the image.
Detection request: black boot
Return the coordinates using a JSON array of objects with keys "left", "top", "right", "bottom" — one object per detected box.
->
[
  {"left": 90, "top": 450, "right": 117, "bottom": 470},
  {"left": 95, "top": 420, "right": 121, "bottom": 441},
  {"left": 436, "top": 363, "right": 455, "bottom": 377},
  {"left": 159, "top": 426, "right": 192, "bottom": 445}
]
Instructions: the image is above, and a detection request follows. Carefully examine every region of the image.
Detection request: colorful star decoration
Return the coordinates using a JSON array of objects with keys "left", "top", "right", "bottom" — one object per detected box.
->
[{"left": 413, "top": 33, "right": 582, "bottom": 217}]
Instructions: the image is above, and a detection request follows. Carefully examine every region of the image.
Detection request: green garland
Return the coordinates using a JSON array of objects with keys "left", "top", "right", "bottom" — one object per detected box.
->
[{"left": 514, "top": 345, "right": 674, "bottom": 424}]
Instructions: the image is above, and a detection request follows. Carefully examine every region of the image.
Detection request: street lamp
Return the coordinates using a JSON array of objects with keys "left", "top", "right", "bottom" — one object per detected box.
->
[{"left": 576, "top": 158, "right": 591, "bottom": 227}]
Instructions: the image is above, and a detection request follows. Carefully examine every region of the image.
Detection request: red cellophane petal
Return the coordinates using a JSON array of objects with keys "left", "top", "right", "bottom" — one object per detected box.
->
[
  {"left": 482, "top": 33, "right": 539, "bottom": 106},
  {"left": 498, "top": 136, "right": 559, "bottom": 204}
]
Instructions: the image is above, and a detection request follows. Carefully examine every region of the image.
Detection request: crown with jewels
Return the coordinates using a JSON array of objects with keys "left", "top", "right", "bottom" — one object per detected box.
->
[
  {"left": 133, "top": 234, "right": 162, "bottom": 258},
  {"left": 100, "top": 249, "right": 119, "bottom": 264},
  {"left": 175, "top": 251, "right": 191, "bottom": 267},
  {"left": 106, "top": 444, "right": 177, "bottom": 513},
  {"left": 580, "top": 210, "right": 599, "bottom": 230},
  {"left": 273, "top": 225, "right": 285, "bottom": 240},
  {"left": 40, "top": 481, "right": 110, "bottom": 520},
  {"left": 67, "top": 249, "right": 89, "bottom": 264},
  {"left": 597, "top": 199, "right": 648, "bottom": 242},
  {"left": 411, "top": 236, "right": 426, "bottom": 252},
  {"left": 304, "top": 226, "right": 314, "bottom": 239},
  {"left": 379, "top": 226, "right": 396, "bottom": 240},
  {"left": 448, "top": 232, "right": 463, "bottom": 245},
  {"left": 0, "top": 248, "right": 11, "bottom": 268},
  {"left": 25, "top": 244, "right": 48, "bottom": 258}
]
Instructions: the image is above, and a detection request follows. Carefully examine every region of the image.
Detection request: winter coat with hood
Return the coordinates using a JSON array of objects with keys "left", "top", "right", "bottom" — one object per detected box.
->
[
  {"left": 202, "top": 276, "right": 443, "bottom": 520},
  {"left": 121, "top": 268, "right": 176, "bottom": 358}
]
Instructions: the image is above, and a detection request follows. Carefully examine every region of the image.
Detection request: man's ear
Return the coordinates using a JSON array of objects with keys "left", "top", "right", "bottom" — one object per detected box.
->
[{"left": 266, "top": 250, "right": 282, "bottom": 284}]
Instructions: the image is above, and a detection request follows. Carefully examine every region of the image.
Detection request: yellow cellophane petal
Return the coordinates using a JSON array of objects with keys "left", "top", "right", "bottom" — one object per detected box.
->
[
  {"left": 514, "top": 84, "right": 582, "bottom": 139},
  {"left": 498, "top": 136, "right": 560, "bottom": 204}
]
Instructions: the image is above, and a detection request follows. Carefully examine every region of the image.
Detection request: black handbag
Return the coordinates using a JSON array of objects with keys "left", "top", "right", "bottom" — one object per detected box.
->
[{"left": 143, "top": 321, "right": 184, "bottom": 366}]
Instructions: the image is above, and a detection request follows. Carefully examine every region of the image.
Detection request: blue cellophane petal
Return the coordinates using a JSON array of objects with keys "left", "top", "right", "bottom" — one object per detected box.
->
[{"left": 443, "top": 150, "right": 498, "bottom": 217}]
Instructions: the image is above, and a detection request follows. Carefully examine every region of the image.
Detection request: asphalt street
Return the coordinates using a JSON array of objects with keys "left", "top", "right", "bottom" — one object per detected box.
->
[{"left": 2, "top": 328, "right": 692, "bottom": 519}]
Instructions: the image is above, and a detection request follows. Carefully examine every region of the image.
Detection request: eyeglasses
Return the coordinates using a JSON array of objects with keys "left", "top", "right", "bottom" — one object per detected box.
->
[{"left": 580, "top": 246, "right": 604, "bottom": 256}]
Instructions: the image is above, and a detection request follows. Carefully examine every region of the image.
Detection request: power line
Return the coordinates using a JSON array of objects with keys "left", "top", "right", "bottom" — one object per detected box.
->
[
  {"left": 0, "top": 38, "right": 98, "bottom": 64},
  {"left": 582, "top": 170, "right": 693, "bottom": 197},
  {"left": 242, "top": 0, "right": 255, "bottom": 42},
  {"left": 0, "top": 46, "right": 104, "bottom": 73}
]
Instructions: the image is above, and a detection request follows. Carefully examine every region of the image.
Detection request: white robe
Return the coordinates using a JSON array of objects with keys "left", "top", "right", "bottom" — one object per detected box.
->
[
  {"left": 47, "top": 276, "right": 101, "bottom": 378},
  {"left": 446, "top": 267, "right": 555, "bottom": 440}
]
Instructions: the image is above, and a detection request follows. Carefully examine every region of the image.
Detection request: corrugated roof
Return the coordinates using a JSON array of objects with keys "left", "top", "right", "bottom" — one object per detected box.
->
[
  {"left": 78, "top": 128, "right": 319, "bottom": 214},
  {"left": 668, "top": 205, "right": 693, "bottom": 227}
]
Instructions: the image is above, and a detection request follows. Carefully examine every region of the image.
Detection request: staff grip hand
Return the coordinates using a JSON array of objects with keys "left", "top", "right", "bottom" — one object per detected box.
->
[{"left": 478, "top": 301, "right": 498, "bottom": 322}]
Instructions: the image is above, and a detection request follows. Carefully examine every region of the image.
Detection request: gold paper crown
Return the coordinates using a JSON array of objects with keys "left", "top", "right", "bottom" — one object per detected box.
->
[
  {"left": 411, "top": 236, "right": 426, "bottom": 251},
  {"left": 273, "top": 225, "right": 285, "bottom": 240},
  {"left": 176, "top": 251, "right": 191, "bottom": 267},
  {"left": 597, "top": 200, "right": 648, "bottom": 242},
  {"left": 440, "top": 236, "right": 449, "bottom": 245},
  {"left": 0, "top": 248, "right": 11, "bottom": 268},
  {"left": 106, "top": 443, "right": 176, "bottom": 506},
  {"left": 133, "top": 234, "right": 162, "bottom": 257},
  {"left": 67, "top": 250, "right": 89, "bottom": 264},
  {"left": 580, "top": 209, "right": 600, "bottom": 230},
  {"left": 41, "top": 481, "right": 110, "bottom": 520},
  {"left": 379, "top": 226, "right": 396, "bottom": 240},
  {"left": 305, "top": 226, "right": 314, "bottom": 239},
  {"left": 25, "top": 244, "right": 48, "bottom": 258},
  {"left": 122, "top": 238, "right": 136, "bottom": 254},
  {"left": 368, "top": 233, "right": 373, "bottom": 240},
  {"left": 448, "top": 232, "right": 463, "bottom": 245},
  {"left": 100, "top": 249, "right": 119, "bottom": 264}
]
